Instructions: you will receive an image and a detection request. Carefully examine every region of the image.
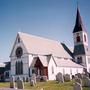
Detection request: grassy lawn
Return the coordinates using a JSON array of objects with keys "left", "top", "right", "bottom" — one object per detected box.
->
[{"left": 0, "top": 81, "right": 90, "bottom": 90}]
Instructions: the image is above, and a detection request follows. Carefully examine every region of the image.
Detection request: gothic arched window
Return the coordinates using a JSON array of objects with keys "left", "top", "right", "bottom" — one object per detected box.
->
[
  {"left": 52, "top": 66, "right": 54, "bottom": 74},
  {"left": 15, "top": 61, "right": 23, "bottom": 75},
  {"left": 21, "top": 61, "right": 23, "bottom": 74},
  {"left": 76, "top": 35, "right": 80, "bottom": 42},
  {"left": 84, "top": 35, "right": 86, "bottom": 42}
]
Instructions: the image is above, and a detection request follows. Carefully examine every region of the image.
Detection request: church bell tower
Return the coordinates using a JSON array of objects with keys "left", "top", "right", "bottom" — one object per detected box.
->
[{"left": 73, "top": 8, "right": 89, "bottom": 70}]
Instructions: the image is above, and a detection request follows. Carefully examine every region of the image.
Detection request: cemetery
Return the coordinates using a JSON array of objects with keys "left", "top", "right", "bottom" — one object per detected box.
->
[{"left": 0, "top": 73, "right": 90, "bottom": 90}]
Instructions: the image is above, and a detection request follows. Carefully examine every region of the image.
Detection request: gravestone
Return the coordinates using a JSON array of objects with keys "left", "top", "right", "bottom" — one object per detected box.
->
[
  {"left": 30, "top": 73, "right": 36, "bottom": 86},
  {"left": 76, "top": 73, "right": 83, "bottom": 79},
  {"left": 75, "top": 77, "right": 82, "bottom": 86},
  {"left": 82, "top": 76, "right": 90, "bottom": 87},
  {"left": 56, "top": 72, "right": 64, "bottom": 83},
  {"left": 26, "top": 77, "right": 29, "bottom": 82},
  {"left": 73, "top": 82, "right": 82, "bottom": 90},
  {"left": 10, "top": 76, "right": 15, "bottom": 88},
  {"left": 64, "top": 74, "right": 71, "bottom": 82},
  {"left": 16, "top": 77, "right": 24, "bottom": 89},
  {"left": 23, "top": 77, "right": 25, "bottom": 82}
]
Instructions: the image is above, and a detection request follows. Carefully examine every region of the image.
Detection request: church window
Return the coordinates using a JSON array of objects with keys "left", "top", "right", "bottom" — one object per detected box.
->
[
  {"left": 16, "top": 47, "right": 23, "bottom": 58},
  {"left": 84, "top": 35, "right": 86, "bottom": 42},
  {"left": 77, "top": 57, "right": 82, "bottom": 64},
  {"left": 18, "top": 37, "right": 20, "bottom": 43},
  {"left": 52, "top": 66, "right": 54, "bottom": 74},
  {"left": 15, "top": 61, "right": 23, "bottom": 75},
  {"left": 15, "top": 61, "right": 17, "bottom": 75},
  {"left": 76, "top": 35, "right": 80, "bottom": 42},
  {"left": 32, "top": 69, "right": 35, "bottom": 74},
  {"left": 21, "top": 61, "right": 23, "bottom": 74},
  {"left": 29, "top": 68, "right": 31, "bottom": 77}
]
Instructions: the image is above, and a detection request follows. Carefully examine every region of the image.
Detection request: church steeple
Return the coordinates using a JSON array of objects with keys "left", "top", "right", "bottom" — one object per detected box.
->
[
  {"left": 73, "top": 7, "right": 85, "bottom": 33},
  {"left": 73, "top": 7, "right": 89, "bottom": 71}
]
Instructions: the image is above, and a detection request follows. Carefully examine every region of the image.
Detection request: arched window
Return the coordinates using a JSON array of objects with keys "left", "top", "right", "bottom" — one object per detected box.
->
[
  {"left": 21, "top": 61, "right": 23, "bottom": 74},
  {"left": 76, "top": 35, "right": 80, "bottom": 42},
  {"left": 18, "top": 37, "right": 20, "bottom": 43},
  {"left": 52, "top": 66, "right": 54, "bottom": 74},
  {"left": 15, "top": 61, "right": 18, "bottom": 75},
  {"left": 84, "top": 35, "right": 86, "bottom": 42},
  {"left": 15, "top": 61, "right": 23, "bottom": 75},
  {"left": 18, "top": 61, "right": 21, "bottom": 74}
]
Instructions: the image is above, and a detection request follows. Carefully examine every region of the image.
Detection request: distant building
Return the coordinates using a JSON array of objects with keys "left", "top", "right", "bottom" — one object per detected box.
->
[
  {"left": 0, "top": 63, "right": 5, "bottom": 81},
  {"left": 0, "top": 62, "right": 10, "bottom": 82},
  {"left": 4, "top": 62, "right": 11, "bottom": 81}
]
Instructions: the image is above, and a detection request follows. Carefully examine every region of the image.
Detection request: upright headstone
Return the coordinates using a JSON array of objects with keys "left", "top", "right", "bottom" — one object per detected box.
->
[
  {"left": 82, "top": 76, "right": 90, "bottom": 87},
  {"left": 73, "top": 82, "right": 82, "bottom": 90},
  {"left": 30, "top": 73, "right": 36, "bottom": 86},
  {"left": 56, "top": 72, "right": 64, "bottom": 83},
  {"left": 23, "top": 77, "right": 25, "bottom": 82},
  {"left": 16, "top": 77, "right": 24, "bottom": 89},
  {"left": 10, "top": 76, "right": 15, "bottom": 88},
  {"left": 76, "top": 73, "right": 83, "bottom": 79},
  {"left": 75, "top": 78, "right": 82, "bottom": 86},
  {"left": 64, "top": 74, "right": 71, "bottom": 82},
  {"left": 26, "top": 77, "right": 29, "bottom": 82}
]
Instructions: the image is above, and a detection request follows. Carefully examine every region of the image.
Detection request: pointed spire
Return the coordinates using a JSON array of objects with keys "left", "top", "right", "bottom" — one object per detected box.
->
[{"left": 73, "top": 7, "right": 85, "bottom": 33}]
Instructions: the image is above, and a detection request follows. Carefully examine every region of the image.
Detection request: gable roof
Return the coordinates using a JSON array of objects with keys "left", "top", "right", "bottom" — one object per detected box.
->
[
  {"left": 30, "top": 55, "right": 48, "bottom": 67},
  {"left": 53, "top": 57, "right": 83, "bottom": 68},
  {"left": 18, "top": 32, "right": 72, "bottom": 59},
  {"left": 38, "top": 55, "right": 48, "bottom": 67}
]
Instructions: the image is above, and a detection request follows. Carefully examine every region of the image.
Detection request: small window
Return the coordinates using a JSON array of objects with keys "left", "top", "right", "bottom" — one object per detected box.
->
[
  {"left": 52, "top": 66, "right": 54, "bottom": 74},
  {"left": 18, "top": 37, "right": 20, "bottom": 43},
  {"left": 76, "top": 35, "right": 80, "bottom": 42},
  {"left": 32, "top": 69, "right": 35, "bottom": 74},
  {"left": 84, "top": 35, "right": 86, "bottom": 42},
  {"left": 77, "top": 57, "right": 82, "bottom": 64}
]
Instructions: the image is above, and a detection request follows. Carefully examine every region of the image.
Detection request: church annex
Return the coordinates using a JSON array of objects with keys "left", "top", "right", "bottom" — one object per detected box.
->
[{"left": 10, "top": 8, "right": 90, "bottom": 80}]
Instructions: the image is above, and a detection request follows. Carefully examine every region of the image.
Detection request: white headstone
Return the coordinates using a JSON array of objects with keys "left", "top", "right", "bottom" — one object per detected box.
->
[
  {"left": 64, "top": 74, "right": 71, "bottom": 82},
  {"left": 56, "top": 72, "right": 64, "bottom": 83},
  {"left": 10, "top": 76, "right": 15, "bottom": 88},
  {"left": 16, "top": 77, "right": 24, "bottom": 89},
  {"left": 30, "top": 74, "right": 36, "bottom": 86}
]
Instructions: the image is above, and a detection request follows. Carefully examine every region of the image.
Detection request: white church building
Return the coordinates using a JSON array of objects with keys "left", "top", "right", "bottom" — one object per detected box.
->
[{"left": 10, "top": 8, "right": 90, "bottom": 80}]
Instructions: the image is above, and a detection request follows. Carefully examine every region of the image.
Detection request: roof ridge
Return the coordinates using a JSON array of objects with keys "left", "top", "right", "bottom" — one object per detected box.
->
[{"left": 18, "top": 32, "right": 61, "bottom": 44}]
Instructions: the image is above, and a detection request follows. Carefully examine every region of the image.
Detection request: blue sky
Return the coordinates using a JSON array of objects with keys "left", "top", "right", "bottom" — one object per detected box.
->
[{"left": 0, "top": 0, "right": 90, "bottom": 62}]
